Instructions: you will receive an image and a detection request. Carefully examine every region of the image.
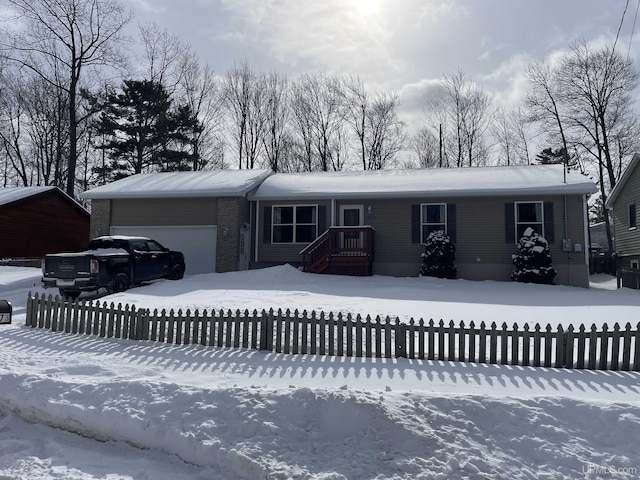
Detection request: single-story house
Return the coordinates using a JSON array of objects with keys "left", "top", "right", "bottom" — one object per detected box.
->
[
  {"left": 80, "top": 164, "right": 597, "bottom": 287},
  {"left": 80, "top": 169, "right": 272, "bottom": 275},
  {"left": 605, "top": 152, "right": 640, "bottom": 270},
  {"left": 0, "top": 186, "right": 90, "bottom": 259},
  {"left": 249, "top": 164, "right": 597, "bottom": 287}
]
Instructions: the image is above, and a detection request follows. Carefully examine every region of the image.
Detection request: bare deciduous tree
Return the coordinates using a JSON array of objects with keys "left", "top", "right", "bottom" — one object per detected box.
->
[
  {"left": 557, "top": 40, "right": 640, "bottom": 251},
  {"left": 223, "top": 59, "right": 267, "bottom": 169},
  {"left": 492, "top": 106, "right": 531, "bottom": 166},
  {"left": 413, "top": 126, "right": 441, "bottom": 168},
  {"left": 261, "top": 72, "right": 289, "bottom": 172},
  {"left": 524, "top": 60, "right": 570, "bottom": 163},
  {"left": 290, "top": 72, "right": 347, "bottom": 172},
  {"left": 1, "top": 0, "right": 132, "bottom": 196},
  {"left": 138, "top": 22, "right": 192, "bottom": 93},
  {"left": 341, "top": 76, "right": 406, "bottom": 170},
  {"left": 179, "top": 61, "right": 225, "bottom": 170},
  {"left": 422, "top": 71, "right": 492, "bottom": 168}
]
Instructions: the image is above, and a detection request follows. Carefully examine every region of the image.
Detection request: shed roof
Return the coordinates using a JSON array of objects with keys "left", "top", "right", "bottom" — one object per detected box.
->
[
  {"left": 81, "top": 169, "right": 273, "bottom": 199},
  {"left": 0, "top": 186, "right": 57, "bottom": 207},
  {"left": 250, "top": 164, "right": 597, "bottom": 201}
]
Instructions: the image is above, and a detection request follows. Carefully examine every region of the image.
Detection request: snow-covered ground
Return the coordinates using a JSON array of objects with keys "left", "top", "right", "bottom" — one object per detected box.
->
[{"left": 0, "top": 266, "right": 639, "bottom": 479}]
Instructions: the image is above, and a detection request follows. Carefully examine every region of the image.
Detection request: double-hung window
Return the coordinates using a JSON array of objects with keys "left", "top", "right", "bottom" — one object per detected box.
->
[
  {"left": 421, "top": 203, "right": 447, "bottom": 241},
  {"left": 629, "top": 203, "right": 637, "bottom": 229},
  {"left": 515, "top": 201, "right": 544, "bottom": 238},
  {"left": 272, "top": 205, "right": 317, "bottom": 243}
]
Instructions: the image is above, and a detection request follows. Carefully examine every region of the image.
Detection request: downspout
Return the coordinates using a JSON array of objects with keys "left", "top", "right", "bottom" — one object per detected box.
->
[
  {"left": 582, "top": 194, "right": 590, "bottom": 271},
  {"left": 255, "top": 200, "right": 260, "bottom": 264},
  {"left": 564, "top": 194, "right": 569, "bottom": 285}
]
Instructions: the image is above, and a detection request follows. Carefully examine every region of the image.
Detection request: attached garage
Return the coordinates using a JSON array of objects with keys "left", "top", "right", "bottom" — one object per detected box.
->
[
  {"left": 110, "top": 225, "right": 217, "bottom": 275},
  {"left": 81, "top": 170, "right": 272, "bottom": 275}
]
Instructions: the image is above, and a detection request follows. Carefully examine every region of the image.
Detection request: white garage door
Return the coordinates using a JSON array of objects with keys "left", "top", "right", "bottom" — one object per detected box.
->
[{"left": 110, "top": 225, "right": 217, "bottom": 275}]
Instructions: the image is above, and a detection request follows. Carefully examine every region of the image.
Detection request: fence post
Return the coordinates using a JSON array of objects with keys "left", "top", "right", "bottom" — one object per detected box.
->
[
  {"left": 599, "top": 323, "right": 609, "bottom": 370},
  {"left": 395, "top": 319, "right": 406, "bottom": 358},
  {"left": 565, "top": 325, "right": 574, "bottom": 369},
  {"left": 260, "top": 309, "right": 274, "bottom": 351},
  {"left": 554, "top": 325, "right": 564, "bottom": 368},
  {"left": 134, "top": 308, "right": 148, "bottom": 340},
  {"left": 25, "top": 293, "right": 33, "bottom": 326},
  {"left": 633, "top": 322, "right": 640, "bottom": 371}
]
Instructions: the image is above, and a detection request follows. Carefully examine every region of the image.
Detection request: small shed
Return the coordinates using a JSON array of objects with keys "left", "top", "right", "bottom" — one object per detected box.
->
[{"left": 0, "top": 186, "right": 90, "bottom": 260}]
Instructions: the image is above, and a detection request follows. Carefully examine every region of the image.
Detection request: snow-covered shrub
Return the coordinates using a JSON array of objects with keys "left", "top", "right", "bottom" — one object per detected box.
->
[
  {"left": 420, "top": 230, "right": 456, "bottom": 279},
  {"left": 511, "top": 227, "right": 557, "bottom": 284}
]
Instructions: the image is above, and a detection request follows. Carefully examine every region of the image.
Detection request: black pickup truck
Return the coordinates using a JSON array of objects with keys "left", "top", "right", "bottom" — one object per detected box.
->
[{"left": 42, "top": 236, "right": 186, "bottom": 299}]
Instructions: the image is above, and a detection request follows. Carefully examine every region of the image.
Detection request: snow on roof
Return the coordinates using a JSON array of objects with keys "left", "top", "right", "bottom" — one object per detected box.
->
[
  {"left": 250, "top": 164, "right": 597, "bottom": 200},
  {"left": 80, "top": 169, "right": 273, "bottom": 199},
  {"left": 0, "top": 186, "right": 57, "bottom": 207}
]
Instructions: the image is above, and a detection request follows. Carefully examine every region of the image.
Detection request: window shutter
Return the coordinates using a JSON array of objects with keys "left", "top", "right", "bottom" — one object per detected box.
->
[
  {"left": 544, "top": 202, "right": 554, "bottom": 243},
  {"left": 263, "top": 206, "right": 272, "bottom": 244},
  {"left": 411, "top": 204, "right": 421, "bottom": 243},
  {"left": 505, "top": 203, "right": 515, "bottom": 243},
  {"left": 447, "top": 204, "right": 457, "bottom": 244},
  {"left": 317, "top": 205, "right": 327, "bottom": 236}
]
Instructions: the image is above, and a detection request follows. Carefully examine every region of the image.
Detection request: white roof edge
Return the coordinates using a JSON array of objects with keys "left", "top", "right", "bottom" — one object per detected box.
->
[
  {"left": 0, "top": 185, "right": 89, "bottom": 214},
  {"left": 83, "top": 189, "right": 256, "bottom": 200},
  {"left": 605, "top": 152, "right": 640, "bottom": 208},
  {"left": 250, "top": 185, "right": 597, "bottom": 201},
  {"left": 80, "top": 169, "right": 274, "bottom": 200}
]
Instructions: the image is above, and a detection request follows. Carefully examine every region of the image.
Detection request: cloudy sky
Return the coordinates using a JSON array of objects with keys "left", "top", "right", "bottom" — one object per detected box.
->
[{"left": 128, "top": 0, "right": 637, "bottom": 121}]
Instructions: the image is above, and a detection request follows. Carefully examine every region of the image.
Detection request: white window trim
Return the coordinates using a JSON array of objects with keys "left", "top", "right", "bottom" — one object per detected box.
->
[
  {"left": 271, "top": 204, "right": 318, "bottom": 244},
  {"left": 420, "top": 203, "right": 447, "bottom": 243},
  {"left": 515, "top": 201, "right": 544, "bottom": 240}
]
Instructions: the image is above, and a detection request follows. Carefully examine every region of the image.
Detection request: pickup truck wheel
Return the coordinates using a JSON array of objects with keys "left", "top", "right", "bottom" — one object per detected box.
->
[
  {"left": 169, "top": 264, "right": 184, "bottom": 280},
  {"left": 59, "top": 289, "right": 80, "bottom": 301},
  {"left": 111, "top": 272, "right": 131, "bottom": 293}
]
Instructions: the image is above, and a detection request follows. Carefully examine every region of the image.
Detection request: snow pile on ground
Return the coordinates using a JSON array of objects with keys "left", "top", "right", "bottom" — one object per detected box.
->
[{"left": 0, "top": 266, "right": 639, "bottom": 479}]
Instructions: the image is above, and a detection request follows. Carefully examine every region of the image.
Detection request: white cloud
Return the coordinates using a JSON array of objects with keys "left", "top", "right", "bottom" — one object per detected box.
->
[{"left": 215, "top": 0, "right": 399, "bottom": 77}]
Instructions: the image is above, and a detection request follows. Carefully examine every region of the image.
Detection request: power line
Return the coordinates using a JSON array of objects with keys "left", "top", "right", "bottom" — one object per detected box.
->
[
  {"left": 627, "top": 0, "right": 640, "bottom": 59},
  {"left": 613, "top": 0, "right": 630, "bottom": 53}
]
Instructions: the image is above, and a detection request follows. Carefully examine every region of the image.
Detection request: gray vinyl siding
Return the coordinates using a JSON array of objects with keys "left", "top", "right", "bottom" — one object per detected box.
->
[
  {"left": 338, "top": 195, "right": 586, "bottom": 268},
  {"left": 256, "top": 194, "right": 588, "bottom": 270},
  {"left": 111, "top": 198, "right": 218, "bottom": 226},
  {"left": 612, "top": 160, "right": 640, "bottom": 257}
]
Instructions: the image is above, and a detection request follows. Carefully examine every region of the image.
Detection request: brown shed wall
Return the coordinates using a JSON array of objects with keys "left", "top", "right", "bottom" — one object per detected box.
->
[{"left": 0, "top": 190, "right": 90, "bottom": 257}]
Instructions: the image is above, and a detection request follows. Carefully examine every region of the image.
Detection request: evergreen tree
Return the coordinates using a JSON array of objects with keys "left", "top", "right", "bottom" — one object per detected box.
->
[
  {"left": 511, "top": 227, "right": 557, "bottom": 284},
  {"left": 94, "top": 79, "right": 201, "bottom": 181},
  {"left": 420, "top": 230, "right": 456, "bottom": 279},
  {"left": 535, "top": 147, "right": 567, "bottom": 165}
]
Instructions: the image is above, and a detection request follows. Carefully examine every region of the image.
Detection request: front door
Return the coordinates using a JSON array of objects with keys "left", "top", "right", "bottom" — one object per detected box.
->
[{"left": 339, "top": 205, "right": 364, "bottom": 249}]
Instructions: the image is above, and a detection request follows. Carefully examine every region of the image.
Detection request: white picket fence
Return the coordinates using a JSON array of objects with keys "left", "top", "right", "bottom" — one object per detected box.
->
[{"left": 25, "top": 293, "right": 640, "bottom": 371}]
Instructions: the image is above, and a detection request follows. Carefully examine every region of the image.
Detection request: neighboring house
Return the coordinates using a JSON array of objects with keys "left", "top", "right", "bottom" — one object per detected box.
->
[
  {"left": 605, "top": 153, "right": 640, "bottom": 270},
  {"left": 589, "top": 222, "right": 609, "bottom": 253},
  {"left": 0, "top": 186, "right": 90, "bottom": 259},
  {"left": 250, "top": 164, "right": 597, "bottom": 287},
  {"left": 80, "top": 169, "right": 272, "bottom": 275}
]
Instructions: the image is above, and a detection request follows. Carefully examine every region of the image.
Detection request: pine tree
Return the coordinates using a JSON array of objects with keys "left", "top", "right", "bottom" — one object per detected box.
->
[
  {"left": 511, "top": 227, "right": 557, "bottom": 284},
  {"left": 94, "top": 79, "right": 201, "bottom": 181},
  {"left": 420, "top": 230, "right": 456, "bottom": 279}
]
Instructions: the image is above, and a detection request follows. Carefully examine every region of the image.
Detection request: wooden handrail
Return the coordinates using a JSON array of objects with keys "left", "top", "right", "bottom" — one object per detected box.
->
[{"left": 301, "top": 226, "right": 375, "bottom": 274}]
